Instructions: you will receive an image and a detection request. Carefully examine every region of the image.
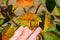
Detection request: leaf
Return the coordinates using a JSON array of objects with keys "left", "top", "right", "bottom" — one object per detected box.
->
[
  {"left": 53, "top": 5, "right": 60, "bottom": 17},
  {"left": 40, "top": 0, "right": 46, "bottom": 6},
  {"left": 2, "top": 18, "right": 10, "bottom": 25},
  {"left": 1, "top": 23, "right": 15, "bottom": 40},
  {"left": 47, "top": 24, "right": 60, "bottom": 35},
  {"left": 0, "top": 13, "right": 5, "bottom": 19},
  {"left": 15, "top": 13, "right": 42, "bottom": 29},
  {"left": 0, "top": 19, "right": 4, "bottom": 25},
  {"left": 6, "top": 5, "right": 15, "bottom": 17},
  {"left": 46, "top": 0, "right": 56, "bottom": 12},
  {"left": 1, "top": 23, "right": 11, "bottom": 35},
  {"left": 38, "top": 11, "right": 45, "bottom": 30},
  {"left": 43, "top": 13, "right": 52, "bottom": 32},
  {"left": 56, "top": 24, "right": 60, "bottom": 32},
  {"left": 55, "top": 0, "right": 60, "bottom": 7},
  {"left": 43, "top": 32, "right": 60, "bottom": 40},
  {"left": 2, "top": 0, "right": 7, "bottom": 4}
]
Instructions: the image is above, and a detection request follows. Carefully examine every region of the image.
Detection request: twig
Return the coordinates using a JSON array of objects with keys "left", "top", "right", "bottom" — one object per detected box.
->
[
  {"left": 6, "top": 12, "right": 20, "bottom": 27},
  {"left": 28, "top": 6, "right": 34, "bottom": 12},
  {"left": 35, "top": 3, "right": 41, "bottom": 14},
  {"left": 54, "top": 21, "right": 60, "bottom": 25},
  {"left": 23, "top": 8, "right": 26, "bottom": 13}
]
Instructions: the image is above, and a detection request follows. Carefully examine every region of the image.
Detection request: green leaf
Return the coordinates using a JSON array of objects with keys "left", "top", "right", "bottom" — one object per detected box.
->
[
  {"left": 0, "top": 19, "right": 4, "bottom": 25},
  {"left": 55, "top": 0, "right": 60, "bottom": 7},
  {"left": 6, "top": 5, "right": 15, "bottom": 17},
  {"left": 53, "top": 5, "right": 60, "bottom": 18},
  {"left": 56, "top": 24, "right": 60, "bottom": 32},
  {"left": 43, "top": 32, "right": 60, "bottom": 40},
  {"left": 1, "top": 23, "right": 11, "bottom": 35},
  {"left": 3, "top": 18, "right": 10, "bottom": 24},
  {"left": 2, "top": 0, "right": 7, "bottom": 4},
  {"left": 47, "top": 24, "right": 60, "bottom": 35},
  {"left": 40, "top": 0, "right": 46, "bottom": 6},
  {"left": 46, "top": 0, "right": 56, "bottom": 12},
  {"left": 38, "top": 11, "right": 45, "bottom": 30}
]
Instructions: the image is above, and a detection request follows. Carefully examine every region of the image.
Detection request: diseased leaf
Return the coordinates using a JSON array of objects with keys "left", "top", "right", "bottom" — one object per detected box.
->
[
  {"left": 46, "top": 0, "right": 56, "bottom": 12},
  {"left": 15, "top": 13, "right": 42, "bottom": 29},
  {"left": 0, "top": 23, "right": 15, "bottom": 40},
  {"left": 55, "top": 0, "right": 60, "bottom": 7}
]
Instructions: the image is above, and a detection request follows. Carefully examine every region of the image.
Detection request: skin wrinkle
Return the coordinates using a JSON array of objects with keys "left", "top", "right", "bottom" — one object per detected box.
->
[
  {"left": 28, "top": 27, "right": 41, "bottom": 40},
  {"left": 9, "top": 26, "right": 41, "bottom": 40},
  {"left": 18, "top": 27, "right": 33, "bottom": 40},
  {"left": 10, "top": 26, "right": 24, "bottom": 40}
]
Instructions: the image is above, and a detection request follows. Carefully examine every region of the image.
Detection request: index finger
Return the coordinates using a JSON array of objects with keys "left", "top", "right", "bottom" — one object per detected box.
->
[{"left": 28, "top": 27, "right": 42, "bottom": 40}]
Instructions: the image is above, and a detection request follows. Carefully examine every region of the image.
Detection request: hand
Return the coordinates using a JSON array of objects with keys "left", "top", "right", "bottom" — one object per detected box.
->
[{"left": 9, "top": 26, "right": 41, "bottom": 40}]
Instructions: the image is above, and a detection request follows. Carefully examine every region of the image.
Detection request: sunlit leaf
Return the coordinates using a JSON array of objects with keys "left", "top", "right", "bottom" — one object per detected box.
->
[
  {"left": 0, "top": 13, "right": 5, "bottom": 19},
  {"left": 14, "top": 0, "right": 34, "bottom": 7},
  {"left": 53, "top": 5, "right": 60, "bottom": 17},
  {"left": 55, "top": 0, "right": 60, "bottom": 7},
  {"left": 16, "top": 13, "right": 42, "bottom": 29},
  {"left": 43, "top": 13, "right": 52, "bottom": 32},
  {"left": 0, "top": 19, "right": 4, "bottom": 25},
  {"left": 2, "top": 0, "right": 7, "bottom": 4},
  {"left": 0, "top": 23, "right": 15, "bottom": 40},
  {"left": 40, "top": 0, "right": 46, "bottom": 6}
]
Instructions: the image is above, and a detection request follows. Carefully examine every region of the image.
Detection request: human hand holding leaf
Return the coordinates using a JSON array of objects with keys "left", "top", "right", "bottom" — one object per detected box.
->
[{"left": 10, "top": 26, "right": 42, "bottom": 40}]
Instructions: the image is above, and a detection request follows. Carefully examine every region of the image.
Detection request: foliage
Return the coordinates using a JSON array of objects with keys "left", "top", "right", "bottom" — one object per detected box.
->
[{"left": 0, "top": 0, "right": 60, "bottom": 40}]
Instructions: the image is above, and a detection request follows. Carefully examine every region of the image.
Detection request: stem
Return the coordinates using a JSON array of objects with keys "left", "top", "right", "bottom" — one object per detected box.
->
[
  {"left": 54, "top": 21, "right": 60, "bottom": 25},
  {"left": 23, "top": 8, "right": 26, "bottom": 13},
  {"left": 35, "top": 3, "right": 41, "bottom": 14},
  {"left": 28, "top": 6, "right": 34, "bottom": 12},
  {"left": 6, "top": 12, "right": 20, "bottom": 27}
]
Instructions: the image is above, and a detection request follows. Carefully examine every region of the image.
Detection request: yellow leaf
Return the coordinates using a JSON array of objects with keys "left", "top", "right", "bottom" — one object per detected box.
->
[
  {"left": 53, "top": 5, "right": 60, "bottom": 16},
  {"left": 43, "top": 14, "right": 52, "bottom": 32},
  {"left": 0, "top": 13, "right": 5, "bottom": 19},
  {"left": 14, "top": 0, "right": 34, "bottom": 7},
  {"left": 16, "top": 12, "right": 41, "bottom": 29},
  {"left": 2, "top": 24, "right": 15, "bottom": 40}
]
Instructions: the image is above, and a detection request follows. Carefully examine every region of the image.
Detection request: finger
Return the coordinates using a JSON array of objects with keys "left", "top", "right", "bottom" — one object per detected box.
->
[
  {"left": 17, "top": 27, "right": 33, "bottom": 40},
  {"left": 28, "top": 27, "right": 41, "bottom": 40},
  {"left": 10, "top": 26, "right": 24, "bottom": 40}
]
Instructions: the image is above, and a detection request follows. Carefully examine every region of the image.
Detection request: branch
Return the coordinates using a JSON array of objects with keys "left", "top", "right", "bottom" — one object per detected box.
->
[
  {"left": 54, "top": 21, "right": 60, "bottom": 25},
  {"left": 6, "top": 12, "right": 20, "bottom": 27},
  {"left": 28, "top": 6, "right": 34, "bottom": 12},
  {"left": 35, "top": 3, "right": 41, "bottom": 14},
  {"left": 23, "top": 8, "right": 26, "bottom": 13}
]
